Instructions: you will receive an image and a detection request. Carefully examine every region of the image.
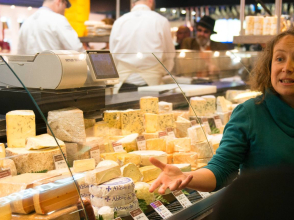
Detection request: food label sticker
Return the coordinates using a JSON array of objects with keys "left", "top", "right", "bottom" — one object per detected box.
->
[
  {"left": 201, "top": 118, "right": 211, "bottom": 134},
  {"left": 53, "top": 154, "right": 68, "bottom": 170},
  {"left": 166, "top": 128, "right": 176, "bottom": 139},
  {"left": 130, "top": 208, "right": 149, "bottom": 220},
  {"left": 198, "top": 191, "right": 211, "bottom": 199},
  {"left": 191, "top": 120, "right": 197, "bottom": 126},
  {"left": 0, "top": 169, "right": 12, "bottom": 179},
  {"left": 150, "top": 201, "right": 173, "bottom": 219},
  {"left": 90, "top": 146, "right": 100, "bottom": 165},
  {"left": 159, "top": 131, "right": 168, "bottom": 138},
  {"left": 112, "top": 142, "right": 124, "bottom": 152},
  {"left": 136, "top": 136, "right": 147, "bottom": 151},
  {"left": 172, "top": 190, "right": 192, "bottom": 208},
  {"left": 214, "top": 115, "right": 223, "bottom": 129}
]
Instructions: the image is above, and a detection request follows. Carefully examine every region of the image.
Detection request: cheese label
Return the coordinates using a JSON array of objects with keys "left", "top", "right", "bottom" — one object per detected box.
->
[
  {"left": 136, "top": 136, "right": 147, "bottom": 151},
  {"left": 0, "top": 169, "right": 11, "bottom": 179},
  {"left": 198, "top": 191, "right": 211, "bottom": 199},
  {"left": 166, "top": 128, "right": 176, "bottom": 139},
  {"left": 90, "top": 146, "right": 100, "bottom": 165},
  {"left": 53, "top": 154, "right": 68, "bottom": 169},
  {"left": 191, "top": 120, "right": 197, "bottom": 126},
  {"left": 201, "top": 118, "right": 211, "bottom": 134},
  {"left": 112, "top": 142, "right": 124, "bottom": 152},
  {"left": 150, "top": 201, "right": 173, "bottom": 219},
  {"left": 214, "top": 116, "right": 223, "bottom": 129},
  {"left": 172, "top": 190, "right": 192, "bottom": 208},
  {"left": 130, "top": 208, "right": 149, "bottom": 220},
  {"left": 159, "top": 131, "right": 168, "bottom": 138}
]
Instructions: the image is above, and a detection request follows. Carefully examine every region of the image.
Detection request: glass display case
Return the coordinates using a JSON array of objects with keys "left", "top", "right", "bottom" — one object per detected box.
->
[{"left": 0, "top": 50, "right": 260, "bottom": 220}]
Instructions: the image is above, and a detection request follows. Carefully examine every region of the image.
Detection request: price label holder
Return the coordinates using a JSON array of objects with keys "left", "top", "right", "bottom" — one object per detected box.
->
[
  {"left": 166, "top": 128, "right": 176, "bottom": 139},
  {"left": 214, "top": 115, "right": 223, "bottom": 129},
  {"left": 191, "top": 120, "right": 198, "bottom": 126},
  {"left": 53, "top": 154, "right": 68, "bottom": 170},
  {"left": 130, "top": 208, "right": 149, "bottom": 220},
  {"left": 172, "top": 190, "right": 192, "bottom": 208},
  {"left": 150, "top": 201, "right": 173, "bottom": 219},
  {"left": 198, "top": 191, "right": 211, "bottom": 199},
  {"left": 136, "top": 136, "right": 147, "bottom": 151},
  {"left": 112, "top": 142, "right": 124, "bottom": 152},
  {"left": 0, "top": 169, "right": 12, "bottom": 179},
  {"left": 201, "top": 117, "right": 211, "bottom": 134},
  {"left": 159, "top": 131, "right": 168, "bottom": 139},
  {"left": 90, "top": 146, "right": 100, "bottom": 165}
]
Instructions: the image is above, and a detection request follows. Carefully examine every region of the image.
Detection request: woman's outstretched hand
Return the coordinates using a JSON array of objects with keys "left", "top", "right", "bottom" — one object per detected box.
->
[{"left": 149, "top": 157, "right": 193, "bottom": 194}]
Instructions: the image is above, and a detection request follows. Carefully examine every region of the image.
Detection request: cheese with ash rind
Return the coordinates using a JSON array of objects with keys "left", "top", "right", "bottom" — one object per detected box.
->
[
  {"left": 169, "top": 137, "right": 191, "bottom": 152},
  {"left": 85, "top": 166, "right": 121, "bottom": 185},
  {"left": 143, "top": 132, "right": 159, "bottom": 140},
  {"left": 0, "top": 198, "right": 12, "bottom": 220},
  {"left": 146, "top": 138, "right": 166, "bottom": 151},
  {"left": 135, "top": 182, "right": 155, "bottom": 205},
  {"left": 1, "top": 158, "right": 17, "bottom": 176},
  {"left": 121, "top": 109, "right": 144, "bottom": 135},
  {"left": 5, "top": 146, "right": 66, "bottom": 174},
  {"left": 216, "top": 96, "right": 228, "bottom": 113},
  {"left": 201, "top": 95, "right": 216, "bottom": 116},
  {"left": 158, "top": 113, "right": 175, "bottom": 131},
  {"left": 47, "top": 107, "right": 86, "bottom": 144},
  {"left": 139, "top": 166, "right": 161, "bottom": 182},
  {"left": 188, "top": 125, "right": 206, "bottom": 145},
  {"left": 140, "top": 96, "right": 159, "bottom": 114},
  {"left": 189, "top": 97, "right": 206, "bottom": 116},
  {"left": 103, "top": 111, "right": 122, "bottom": 136},
  {"left": 145, "top": 113, "right": 158, "bottom": 133},
  {"left": 173, "top": 152, "right": 198, "bottom": 168},
  {"left": 89, "top": 177, "right": 135, "bottom": 197},
  {"left": 96, "top": 160, "right": 119, "bottom": 168},
  {"left": 91, "top": 191, "right": 136, "bottom": 207},
  {"left": 73, "top": 158, "right": 96, "bottom": 173},
  {"left": 25, "top": 134, "right": 65, "bottom": 150},
  {"left": 129, "top": 150, "right": 167, "bottom": 166},
  {"left": 158, "top": 101, "right": 173, "bottom": 113},
  {"left": 120, "top": 163, "right": 143, "bottom": 183},
  {"left": 6, "top": 110, "right": 35, "bottom": 148},
  {"left": 191, "top": 140, "right": 213, "bottom": 158},
  {"left": 116, "top": 133, "right": 138, "bottom": 152},
  {"left": 172, "top": 164, "right": 191, "bottom": 172}
]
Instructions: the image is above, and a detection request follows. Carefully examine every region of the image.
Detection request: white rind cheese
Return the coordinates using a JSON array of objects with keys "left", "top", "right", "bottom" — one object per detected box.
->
[
  {"left": 96, "top": 160, "right": 119, "bottom": 168},
  {"left": 116, "top": 133, "right": 138, "bottom": 152},
  {"left": 129, "top": 150, "right": 167, "bottom": 166},
  {"left": 120, "top": 163, "right": 143, "bottom": 183},
  {"left": 140, "top": 96, "right": 159, "bottom": 114},
  {"left": 172, "top": 164, "right": 192, "bottom": 172},
  {"left": 158, "top": 101, "right": 173, "bottom": 113},
  {"left": 25, "top": 134, "right": 65, "bottom": 150},
  {"left": 85, "top": 166, "right": 121, "bottom": 185},
  {"left": 188, "top": 125, "right": 207, "bottom": 145},
  {"left": 135, "top": 182, "right": 155, "bottom": 205},
  {"left": 93, "top": 206, "right": 114, "bottom": 220},
  {"left": 6, "top": 110, "right": 35, "bottom": 148},
  {"left": 73, "top": 158, "right": 95, "bottom": 173},
  {"left": 191, "top": 140, "right": 213, "bottom": 158},
  {"left": 121, "top": 109, "right": 144, "bottom": 135},
  {"left": 89, "top": 177, "right": 135, "bottom": 197},
  {"left": 91, "top": 191, "right": 136, "bottom": 207},
  {"left": 175, "top": 121, "right": 191, "bottom": 138}
]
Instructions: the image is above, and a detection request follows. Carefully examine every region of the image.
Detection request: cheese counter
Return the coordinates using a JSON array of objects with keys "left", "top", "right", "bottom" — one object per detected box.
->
[{"left": 0, "top": 51, "right": 260, "bottom": 220}]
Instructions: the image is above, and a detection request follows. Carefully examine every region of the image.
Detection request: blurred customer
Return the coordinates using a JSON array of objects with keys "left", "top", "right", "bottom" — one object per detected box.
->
[
  {"left": 175, "top": 25, "right": 191, "bottom": 49},
  {"left": 181, "top": 16, "right": 228, "bottom": 51},
  {"left": 109, "top": 0, "right": 175, "bottom": 93},
  {"left": 18, "top": 0, "right": 83, "bottom": 54}
]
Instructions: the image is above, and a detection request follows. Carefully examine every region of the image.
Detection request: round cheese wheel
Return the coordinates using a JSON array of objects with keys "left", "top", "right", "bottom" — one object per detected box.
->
[{"left": 90, "top": 191, "right": 136, "bottom": 207}]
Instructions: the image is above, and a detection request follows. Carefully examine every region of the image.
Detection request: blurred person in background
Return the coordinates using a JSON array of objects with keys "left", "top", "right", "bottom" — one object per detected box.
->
[
  {"left": 175, "top": 25, "right": 191, "bottom": 49},
  {"left": 109, "top": 0, "right": 175, "bottom": 93},
  {"left": 181, "top": 15, "right": 228, "bottom": 51},
  {"left": 17, "top": 0, "right": 83, "bottom": 54}
]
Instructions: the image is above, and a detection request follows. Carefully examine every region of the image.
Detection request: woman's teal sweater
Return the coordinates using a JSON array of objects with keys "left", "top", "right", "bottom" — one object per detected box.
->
[{"left": 206, "top": 90, "right": 294, "bottom": 190}]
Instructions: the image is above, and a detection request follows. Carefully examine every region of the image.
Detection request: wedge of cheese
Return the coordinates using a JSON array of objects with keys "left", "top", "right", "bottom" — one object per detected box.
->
[
  {"left": 175, "top": 121, "right": 191, "bottom": 138},
  {"left": 100, "top": 151, "right": 127, "bottom": 162},
  {"left": 117, "top": 153, "right": 141, "bottom": 166},
  {"left": 158, "top": 101, "right": 173, "bottom": 113},
  {"left": 216, "top": 96, "right": 228, "bottom": 113},
  {"left": 201, "top": 95, "right": 216, "bottom": 116},
  {"left": 47, "top": 107, "right": 86, "bottom": 144},
  {"left": 103, "top": 110, "right": 122, "bottom": 135},
  {"left": 121, "top": 109, "right": 144, "bottom": 135},
  {"left": 0, "top": 198, "right": 11, "bottom": 220},
  {"left": 146, "top": 138, "right": 166, "bottom": 151},
  {"left": 191, "top": 140, "right": 213, "bottom": 158},
  {"left": 25, "top": 134, "right": 65, "bottom": 150},
  {"left": 6, "top": 110, "right": 35, "bottom": 148},
  {"left": 169, "top": 137, "right": 191, "bottom": 152},
  {"left": 188, "top": 125, "right": 207, "bottom": 144},
  {"left": 97, "top": 160, "right": 119, "bottom": 168},
  {"left": 0, "top": 158, "right": 17, "bottom": 176},
  {"left": 87, "top": 121, "right": 109, "bottom": 137},
  {"left": 143, "top": 132, "right": 159, "bottom": 140},
  {"left": 140, "top": 96, "right": 159, "bottom": 114},
  {"left": 129, "top": 150, "right": 167, "bottom": 166},
  {"left": 116, "top": 133, "right": 138, "bottom": 152},
  {"left": 84, "top": 118, "right": 96, "bottom": 129},
  {"left": 189, "top": 97, "right": 206, "bottom": 116},
  {"left": 172, "top": 111, "right": 189, "bottom": 121},
  {"left": 85, "top": 166, "right": 121, "bottom": 184},
  {"left": 145, "top": 113, "right": 158, "bottom": 133},
  {"left": 73, "top": 158, "right": 95, "bottom": 173},
  {"left": 120, "top": 163, "right": 143, "bottom": 183},
  {"left": 173, "top": 152, "right": 198, "bottom": 168},
  {"left": 158, "top": 113, "right": 175, "bottom": 131},
  {"left": 172, "top": 164, "right": 191, "bottom": 172},
  {"left": 139, "top": 166, "right": 161, "bottom": 182}
]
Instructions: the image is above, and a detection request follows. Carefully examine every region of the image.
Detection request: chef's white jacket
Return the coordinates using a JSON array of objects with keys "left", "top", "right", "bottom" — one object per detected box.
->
[{"left": 17, "top": 7, "right": 83, "bottom": 55}]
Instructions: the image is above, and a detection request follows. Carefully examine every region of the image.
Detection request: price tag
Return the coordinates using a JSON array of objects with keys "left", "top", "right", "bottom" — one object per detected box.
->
[
  {"left": 53, "top": 154, "right": 68, "bottom": 170},
  {"left": 172, "top": 190, "right": 192, "bottom": 208},
  {"left": 214, "top": 115, "right": 223, "bottom": 129},
  {"left": 201, "top": 118, "right": 211, "bottom": 134},
  {"left": 190, "top": 120, "right": 197, "bottom": 126},
  {"left": 198, "top": 191, "right": 211, "bottom": 199},
  {"left": 130, "top": 208, "right": 149, "bottom": 220},
  {"left": 159, "top": 131, "right": 168, "bottom": 139},
  {"left": 0, "top": 169, "right": 12, "bottom": 179},
  {"left": 166, "top": 128, "right": 176, "bottom": 139},
  {"left": 112, "top": 142, "right": 124, "bottom": 152},
  {"left": 136, "top": 136, "right": 147, "bottom": 151},
  {"left": 150, "top": 201, "right": 173, "bottom": 219},
  {"left": 90, "top": 146, "right": 100, "bottom": 165}
]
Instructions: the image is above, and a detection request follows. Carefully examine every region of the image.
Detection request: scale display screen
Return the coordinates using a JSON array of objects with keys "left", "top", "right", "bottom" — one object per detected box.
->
[{"left": 87, "top": 51, "right": 119, "bottom": 80}]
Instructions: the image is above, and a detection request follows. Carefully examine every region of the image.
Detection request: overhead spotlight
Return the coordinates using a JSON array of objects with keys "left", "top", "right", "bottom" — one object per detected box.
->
[
  {"left": 1, "top": 17, "right": 7, "bottom": 22},
  {"left": 172, "top": 9, "right": 177, "bottom": 14},
  {"left": 11, "top": 5, "right": 15, "bottom": 9},
  {"left": 160, "top": 8, "right": 166, "bottom": 12},
  {"left": 181, "top": 10, "right": 186, "bottom": 14},
  {"left": 28, "top": 6, "right": 32, "bottom": 10},
  {"left": 192, "top": 11, "right": 196, "bottom": 15}
]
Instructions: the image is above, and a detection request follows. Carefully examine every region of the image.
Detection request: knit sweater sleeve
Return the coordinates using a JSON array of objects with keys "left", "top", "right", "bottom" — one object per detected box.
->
[{"left": 205, "top": 104, "right": 251, "bottom": 191}]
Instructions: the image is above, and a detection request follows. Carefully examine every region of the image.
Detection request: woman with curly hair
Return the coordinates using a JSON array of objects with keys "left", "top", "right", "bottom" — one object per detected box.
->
[{"left": 149, "top": 28, "right": 294, "bottom": 194}]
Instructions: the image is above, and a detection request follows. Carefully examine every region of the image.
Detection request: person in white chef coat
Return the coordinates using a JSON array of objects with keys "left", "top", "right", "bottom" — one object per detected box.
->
[
  {"left": 109, "top": 0, "right": 175, "bottom": 93},
  {"left": 17, "top": 0, "right": 83, "bottom": 55}
]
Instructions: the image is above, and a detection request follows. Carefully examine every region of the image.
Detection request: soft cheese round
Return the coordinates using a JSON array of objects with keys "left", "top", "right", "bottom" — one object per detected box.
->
[
  {"left": 90, "top": 191, "right": 136, "bottom": 207},
  {"left": 93, "top": 206, "right": 114, "bottom": 220},
  {"left": 93, "top": 200, "right": 139, "bottom": 217},
  {"left": 89, "top": 177, "right": 135, "bottom": 197},
  {"left": 129, "top": 150, "right": 167, "bottom": 166}
]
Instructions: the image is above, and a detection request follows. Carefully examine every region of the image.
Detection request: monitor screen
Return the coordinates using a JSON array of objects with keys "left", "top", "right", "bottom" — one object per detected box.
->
[{"left": 88, "top": 51, "right": 119, "bottom": 80}]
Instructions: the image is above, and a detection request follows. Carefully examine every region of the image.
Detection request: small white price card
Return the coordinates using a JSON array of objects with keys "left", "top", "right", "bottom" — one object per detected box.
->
[
  {"left": 198, "top": 191, "right": 211, "bottom": 199},
  {"left": 159, "top": 131, "right": 168, "bottom": 139},
  {"left": 166, "top": 128, "right": 176, "bottom": 139},
  {"left": 172, "top": 190, "right": 192, "bottom": 208},
  {"left": 150, "top": 201, "right": 173, "bottom": 219},
  {"left": 136, "top": 136, "right": 147, "bottom": 151},
  {"left": 90, "top": 146, "right": 100, "bottom": 165},
  {"left": 214, "top": 115, "right": 223, "bottom": 129},
  {"left": 112, "top": 142, "right": 124, "bottom": 152},
  {"left": 0, "top": 169, "right": 12, "bottom": 179},
  {"left": 201, "top": 117, "right": 211, "bottom": 134},
  {"left": 130, "top": 208, "right": 149, "bottom": 220},
  {"left": 53, "top": 154, "right": 68, "bottom": 170}
]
